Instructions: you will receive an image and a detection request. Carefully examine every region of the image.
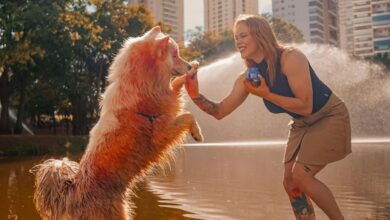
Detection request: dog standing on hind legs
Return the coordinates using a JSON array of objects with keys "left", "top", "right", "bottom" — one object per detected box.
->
[{"left": 30, "top": 26, "right": 203, "bottom": 220}]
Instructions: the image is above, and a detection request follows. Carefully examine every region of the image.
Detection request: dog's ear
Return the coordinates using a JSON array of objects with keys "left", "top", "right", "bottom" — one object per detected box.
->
[
  {"left": 156, "top": 36, "right": 169, "bottom": 48},
  {"left": 151, "top": 26, "right": 161, "bottom": 33},
  {"left": 145, "top": 26, "right": 161, "bottom": 38},
  {"left": 155, "top": 36, "right": 170, "bottom": 58}
]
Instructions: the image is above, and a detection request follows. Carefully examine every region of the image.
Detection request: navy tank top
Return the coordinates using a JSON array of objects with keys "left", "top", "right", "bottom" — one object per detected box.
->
[{"left": 252, "top": 53, "right": 332, "bottom": 118}]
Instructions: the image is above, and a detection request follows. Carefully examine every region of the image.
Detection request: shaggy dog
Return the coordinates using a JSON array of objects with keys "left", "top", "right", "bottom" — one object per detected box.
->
[{"left": 30, "top": 26, "right": 203, "bottom": 220}]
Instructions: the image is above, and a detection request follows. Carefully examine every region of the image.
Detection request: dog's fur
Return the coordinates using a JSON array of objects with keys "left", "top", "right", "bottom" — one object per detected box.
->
[{"left": 30, "top": 26, "right": 203, "bottom": 220}]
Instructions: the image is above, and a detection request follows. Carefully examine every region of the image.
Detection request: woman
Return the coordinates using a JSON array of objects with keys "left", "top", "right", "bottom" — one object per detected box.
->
[{"left": 184, "top": 14, "right": 351, "bottom": 219}]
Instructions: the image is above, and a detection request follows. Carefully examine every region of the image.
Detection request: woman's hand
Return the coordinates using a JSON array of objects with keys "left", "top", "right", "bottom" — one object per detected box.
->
[
  {"left": 185, "top": 62, "right": 200, "bottom": 99},
  {"left": 243, "top": 76, "right": 271, "bottom": 98}
]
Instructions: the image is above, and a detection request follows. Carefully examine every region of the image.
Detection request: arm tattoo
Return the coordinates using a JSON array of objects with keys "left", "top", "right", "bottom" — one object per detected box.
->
[{"left": 192, "top": 94, "right": 220, "bottom": 117}]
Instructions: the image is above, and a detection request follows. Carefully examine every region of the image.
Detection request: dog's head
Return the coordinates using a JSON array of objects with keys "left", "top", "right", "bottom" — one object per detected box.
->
[
  {"left": 143, "top": 26, "right": 192, "bottom": 77},
  {"left": 108, "top": 26, "right": 191, "bottom": 85}
]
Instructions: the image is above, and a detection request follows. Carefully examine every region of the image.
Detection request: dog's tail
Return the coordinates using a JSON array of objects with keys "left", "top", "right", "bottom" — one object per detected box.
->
[{"left": 30, "top": 158, "right": 79, "bottom": 219}]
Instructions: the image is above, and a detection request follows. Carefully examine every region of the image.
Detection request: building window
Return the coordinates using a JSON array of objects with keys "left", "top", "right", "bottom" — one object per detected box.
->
[
  {"left": 374, "top": 39, "right": 390, "bottom": 51},
  {"left": 309, "top": 15, "right": 324, "bottom": 23},
  {"left": 354, "top": 25, "right": 372, "bottom": 31},
  {"left": 310, "top": 23, "right": 324, "bottom": 31},
  {"left": 374, "top": 27, "right": 390, "bottom": 38},
  {"left": 373, "top": 14, "right": 390, "bottom": 24},
  {"left": 311, "top": 38, "right": 324, "bottom": 44},
  {"left": 310, "top": 30, "right": 324, "bottom": 37},
  {"left": 309, "top": 1, "right": 323, "bottom": 9}
]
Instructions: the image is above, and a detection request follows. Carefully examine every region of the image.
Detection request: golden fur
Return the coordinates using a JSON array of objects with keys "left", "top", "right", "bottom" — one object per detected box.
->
[{"left": 30, "top": 26, "right": 203, "bottom": 220}]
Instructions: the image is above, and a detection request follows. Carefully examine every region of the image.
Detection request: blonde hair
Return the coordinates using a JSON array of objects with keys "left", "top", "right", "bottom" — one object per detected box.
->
[{"left": 234, "top": 14, "right": 289, "bottom": 85}]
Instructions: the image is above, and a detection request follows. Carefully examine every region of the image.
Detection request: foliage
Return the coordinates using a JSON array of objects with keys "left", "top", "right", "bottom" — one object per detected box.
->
[
  {"left": 373, "top": 53, "right": 390, "bottom": 71},
  {"left": 0, "top": 1, "right": 155, "bottom": 135},
  {"left": 270, "top": 17, "right": 305, "bottom": 44},
  {"left": 0, "top": 3, "right": 306, "bottom": 135},
  {"left": 181, "top": 16, "right": 305, "bottom": 65}
]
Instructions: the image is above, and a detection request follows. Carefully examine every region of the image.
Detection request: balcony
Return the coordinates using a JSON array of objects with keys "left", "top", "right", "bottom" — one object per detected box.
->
[
  {"left": 374, "top": 27, "right": 390, "bottom": 38},
  {"left": 372, "top": 3, "right": 390, "bottom": 14}
]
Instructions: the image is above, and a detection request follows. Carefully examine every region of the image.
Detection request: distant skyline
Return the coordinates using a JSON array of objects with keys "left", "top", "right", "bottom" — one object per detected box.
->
[{"left": 184, "top": 0, "right": 272, "bottom": 32}]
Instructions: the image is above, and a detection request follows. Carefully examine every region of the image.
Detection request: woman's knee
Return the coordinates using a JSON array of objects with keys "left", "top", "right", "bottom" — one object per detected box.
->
[
  {"left": 283, "top": 160, "right": 296, "bottom": 190},
  {"left": 283, "top": 175, "right": 296, "bottom": 192},
  {"left": 291, "top": 164, "right": 313, "bottom": 189}
]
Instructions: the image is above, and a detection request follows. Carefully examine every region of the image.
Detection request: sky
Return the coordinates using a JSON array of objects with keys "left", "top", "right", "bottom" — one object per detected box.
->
[{"left": 184, "top": 0, "right": 273, "bottom": 32}]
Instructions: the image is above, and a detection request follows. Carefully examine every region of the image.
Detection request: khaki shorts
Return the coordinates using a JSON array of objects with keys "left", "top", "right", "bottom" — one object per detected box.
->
[{"left": 284, "top": 93, "right": 352, "bottom": 165}]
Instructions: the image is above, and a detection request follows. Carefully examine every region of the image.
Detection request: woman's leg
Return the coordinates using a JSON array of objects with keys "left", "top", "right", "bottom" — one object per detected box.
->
[
  {"left": 283, "top": 159, "right": 316, "bottom": 220},
  {"left": 291, "top": 162, "right": 344, "bottom": 220}
]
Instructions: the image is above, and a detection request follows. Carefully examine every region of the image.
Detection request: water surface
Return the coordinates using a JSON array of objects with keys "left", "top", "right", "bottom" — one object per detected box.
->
[{"left": 1, "top": 141, "right": 389, "bottom": 220}]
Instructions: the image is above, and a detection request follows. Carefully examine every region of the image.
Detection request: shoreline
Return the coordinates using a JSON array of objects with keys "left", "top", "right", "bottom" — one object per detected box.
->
[
  {"left": 0, "top": 135, "right": 389, "bottom": 157},
  {"left": 0, "top": 135, "right": 88, "bottom": 156}
]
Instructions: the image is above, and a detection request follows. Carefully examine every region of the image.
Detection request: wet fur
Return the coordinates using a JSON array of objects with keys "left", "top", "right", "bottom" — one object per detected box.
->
[{"left": 30, "top": 27, "right": 203, "bottom": 220}]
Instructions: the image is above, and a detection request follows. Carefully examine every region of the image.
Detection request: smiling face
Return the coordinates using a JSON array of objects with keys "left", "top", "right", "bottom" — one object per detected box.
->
[{"left": 234, "top": 22, "right": 260, "bottom": 60}]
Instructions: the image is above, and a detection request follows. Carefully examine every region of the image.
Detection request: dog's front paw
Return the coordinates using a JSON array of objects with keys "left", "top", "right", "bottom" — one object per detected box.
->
[{"left": 190, "top": 121, "right": 203, "bottom": 142}]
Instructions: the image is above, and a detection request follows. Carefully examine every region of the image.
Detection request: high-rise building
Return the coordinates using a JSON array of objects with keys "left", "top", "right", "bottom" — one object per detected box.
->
[
  {"left": 372, "top": 1, "right": 390, "bottom": 56},
  {"left": 128, "top": 0, "right": 184, "bottom": 42},
  {"left": 351, "top": 0, "right": 374, "bottom": 57},
  {"left": 338, "top": 0, "right": 354, "bottom": 54},
  {"left": 338, "top": 0, "right": 390, "bottom": 58},
  {"left": 272, "top": 0, "right": 339, "bottom": 46},
  {"left": 204, "top": 0, "right": 259, "bottom": 35}
]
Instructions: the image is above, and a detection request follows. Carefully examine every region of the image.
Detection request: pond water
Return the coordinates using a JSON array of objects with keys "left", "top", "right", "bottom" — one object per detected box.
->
[{"left": 1, "top": 141, "right": 389, "bottom": 220}]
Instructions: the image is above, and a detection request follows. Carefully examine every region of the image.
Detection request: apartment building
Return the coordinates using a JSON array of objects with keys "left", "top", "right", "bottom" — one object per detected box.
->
[
  {"left": 339, "top": 0, "right": 390, "bottom": 57},
  {"left": 272, "top": 0, "right": 339, "bottom": 46},
  {"left": 339, "top": 0, "right": 354, "bottom": 53},
  {"left": 128, "top": 0, "right": 184, "bottom": 42},
  {"left": 204, "top": 0, "right": 259, "bottom": 35},
  {"left": 372, "top": 0, "right": 390, "bottom": 56}
]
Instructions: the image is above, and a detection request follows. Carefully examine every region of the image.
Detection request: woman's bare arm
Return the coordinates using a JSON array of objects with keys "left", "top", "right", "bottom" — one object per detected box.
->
[{"left": 190, "top": 74, "right": 249, "bottom": 120}]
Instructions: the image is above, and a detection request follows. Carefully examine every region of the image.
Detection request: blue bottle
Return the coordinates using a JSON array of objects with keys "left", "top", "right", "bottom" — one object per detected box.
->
[{"left": 246, "top": 67, "right": 260, "bottom": 87}]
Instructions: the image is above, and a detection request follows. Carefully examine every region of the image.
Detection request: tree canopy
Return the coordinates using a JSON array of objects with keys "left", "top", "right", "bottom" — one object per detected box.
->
[
  {"left": 0, "top": 4, "right": 307, "bottom": 135},
  {"left": 0, "top": 1, "right": 155, "bottom": 135}
]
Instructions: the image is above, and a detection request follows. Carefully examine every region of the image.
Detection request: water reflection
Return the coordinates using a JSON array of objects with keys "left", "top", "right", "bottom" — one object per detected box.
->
[
  {"left": 0, "top": 142, "right": 389, "bottom": 220},
  {"left": 146, "top": 142, "right": 390, "bottom": 220}
]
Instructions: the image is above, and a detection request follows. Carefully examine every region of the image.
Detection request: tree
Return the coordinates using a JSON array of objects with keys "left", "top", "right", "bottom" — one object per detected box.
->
[
  {"left": 1, "top": 0, "right": 157, "bottom": 135},
  {"left": 269, "top": 17, "right": 305, "bottom": 44},
  {"left": 181, "top": 26, "right": 235, "bottom": 65},
  {"left": 56, "top": 1, "right": 155, "bottom": 135},
  {"left": 373, "top": 53, "right": 390, "bottom": 71},
  {"left": 181, "top": 15, "right": 305, "bottom": 66},
  {"left": 0, "top": 1, "right": 50, "bottom": 134}
]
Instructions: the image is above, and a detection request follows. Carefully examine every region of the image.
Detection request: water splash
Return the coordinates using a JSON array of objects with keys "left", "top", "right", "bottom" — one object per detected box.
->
[
  {"left": 185, "top": 43, "right": 390, "bottom": 142},
  {"left": 0, "top": 104, "right": 34, "bottom": 135}
]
